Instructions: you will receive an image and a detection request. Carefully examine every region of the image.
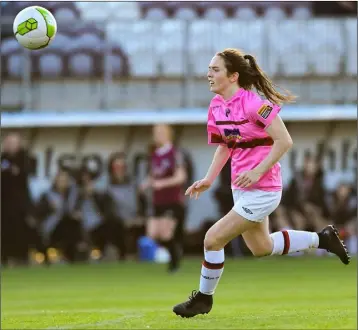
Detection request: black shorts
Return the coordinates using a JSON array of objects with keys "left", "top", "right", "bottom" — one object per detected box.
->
[{"left": 153, "top": 203, "right": 185, "bottom": 222}]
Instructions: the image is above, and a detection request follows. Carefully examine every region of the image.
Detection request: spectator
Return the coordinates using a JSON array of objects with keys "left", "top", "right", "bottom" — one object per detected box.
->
[
  {"left": 1, "top": 133, "right": 33, "bottom": 266},
  {"left": 76, "top": 167, "right": 107, "bottom": 260},
  {"left": 97, "top": 152, "right": 138, "bottom": 260},
  {"left": 283, "top": 154, "right": 329, "bottom": 231},
  {"left": 326, "top": 182, "right": 357, "bottom": 255},
  {"left": 34, "top": 170, "right": 83, "bottom": 263}
]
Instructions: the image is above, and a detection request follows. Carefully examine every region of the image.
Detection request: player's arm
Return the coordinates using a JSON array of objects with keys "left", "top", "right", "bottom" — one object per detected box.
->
[
  {"left": 154, "top": 166, "right": 187, "bottom": 189},
  {"left": 204, "top": 144, "right": 231, "bottom": 184},
  {"left": 153, "top": 150, "right": 187, "bottom": 189},
  {"left": 205, "top": 104, "right": 231, "bottom": 184},
  {"left": 253, "top": 115, "right": 293, "bottom": 176}
]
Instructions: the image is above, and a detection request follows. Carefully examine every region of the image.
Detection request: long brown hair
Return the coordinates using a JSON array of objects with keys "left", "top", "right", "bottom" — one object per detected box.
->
[{"left": 217, "top": 48, "right": 296, "bottom": 105}]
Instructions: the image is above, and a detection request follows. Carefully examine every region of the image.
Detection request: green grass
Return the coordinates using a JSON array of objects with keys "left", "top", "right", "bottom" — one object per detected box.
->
[{"left": 2, "top": 257, "right": 356, "bottom": 329}]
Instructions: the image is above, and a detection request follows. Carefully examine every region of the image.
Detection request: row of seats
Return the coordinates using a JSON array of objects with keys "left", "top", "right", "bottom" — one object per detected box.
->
[
  {"left": 138, "top": 2, "right": 313, "bottom": 20},
  {"left": 74, "top": 1, "right": 313, "bottom": 21},
  {"left": 106, "top": 19, "right": 357, "bottom": 77},
  {"left": 75, "top": 1, "right": 313, "bottom": 20},
  {"left": 4, "top": 1, "right": 356, "bottom": 24},
  {"left": 2, "top": 19, "right": 355, "bottom": 78}
]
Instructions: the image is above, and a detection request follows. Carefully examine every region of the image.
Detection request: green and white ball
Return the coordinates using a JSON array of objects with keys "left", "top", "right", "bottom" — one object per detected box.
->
[{"left": 13, "top": 6, "right": 57, "bottom": 50}]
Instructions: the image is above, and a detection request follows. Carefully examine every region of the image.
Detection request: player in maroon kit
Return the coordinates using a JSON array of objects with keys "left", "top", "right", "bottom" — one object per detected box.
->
[{"left": 141, "top": 124, "right": 187, "bottom": 272}]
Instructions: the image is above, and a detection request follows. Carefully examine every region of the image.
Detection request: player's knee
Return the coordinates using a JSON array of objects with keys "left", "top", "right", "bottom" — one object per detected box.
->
[
  {"left": 204, "top": 233, "right": 222, "bottom": 251},
  {"left": 249, "top": 242, "right": 273, "bottom": 257},
  {"left": 160, "top": 230, "right": 173, "bottom": 241}
]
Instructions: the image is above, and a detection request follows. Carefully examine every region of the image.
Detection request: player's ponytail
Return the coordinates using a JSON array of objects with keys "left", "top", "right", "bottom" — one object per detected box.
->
[
  {"left": 218, "top": 48, "right": 296, "bottom": 106},
  {"left": 243, "top": 54, "right": 295, "bottom": 105}
]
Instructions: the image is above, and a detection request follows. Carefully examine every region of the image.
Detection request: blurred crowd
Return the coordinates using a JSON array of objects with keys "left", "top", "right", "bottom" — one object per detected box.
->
[{"left": 1, "top": 131, "right": 356, "bottom": 267}]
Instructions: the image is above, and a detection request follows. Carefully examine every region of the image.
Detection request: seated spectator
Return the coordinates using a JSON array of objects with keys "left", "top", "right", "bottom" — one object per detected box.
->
[
  {"left": 76, "top": 167, "right": 108, "bottom": 260},
  {"left": 282, "top": 154, "right": 329, "bottom": 231},
  {"left": 326, "top": 182, "right": 357, "bottom": 255},
  {"left": 94, "top": 152, "right": 138, "bottom": 260},
  {"left": 34, "top": 170, "right": 83, "bottom": 263}
]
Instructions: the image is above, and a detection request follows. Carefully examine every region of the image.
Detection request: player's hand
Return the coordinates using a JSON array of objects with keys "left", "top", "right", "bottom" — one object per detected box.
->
[
  {"left": 152, "top": 180, "right": 165, "bottom": 190},
  {"left": 185, "top": 178, "right": 212, "bottom": 199},
  {"left": 234, "top": 169, "right": 262, "bottom": 188}
]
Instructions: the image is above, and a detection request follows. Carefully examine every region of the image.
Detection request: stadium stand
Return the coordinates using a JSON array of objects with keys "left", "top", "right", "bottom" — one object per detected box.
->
[{"left": 1, "top": 1, "right": 357, "bottom": 111}]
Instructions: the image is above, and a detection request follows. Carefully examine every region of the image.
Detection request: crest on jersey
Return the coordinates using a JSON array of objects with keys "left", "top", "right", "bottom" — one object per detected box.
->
[
  {"left": 257, "top": 104, "right": 273, "bottom": 119},
  {"left": 224, "top": 128, "right": 242, "bottom": 141}
]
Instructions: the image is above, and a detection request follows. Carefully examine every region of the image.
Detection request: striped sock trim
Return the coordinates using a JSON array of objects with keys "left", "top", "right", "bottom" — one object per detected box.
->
[
  {"left": 282, "top": 230, "right": 290, "bottom": 255},
  {"left": 202, "top": 260, "right": 224, "bottom": 269}
]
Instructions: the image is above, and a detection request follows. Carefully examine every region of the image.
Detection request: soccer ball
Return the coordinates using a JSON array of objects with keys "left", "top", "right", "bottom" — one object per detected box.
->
[{"left": 13, "top": 6, "right": 57, "bottom": 50}]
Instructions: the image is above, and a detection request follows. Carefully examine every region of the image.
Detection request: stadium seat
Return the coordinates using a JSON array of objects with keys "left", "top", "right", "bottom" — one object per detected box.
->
[
  {"left": 74, "top": 32, "right": 104, "bottom": 52},
  {"left": 145, "top": 7, "right": 168, "bottom": 19},
  {"left": 202, "top": 7, "right": 227, "bottom": 19},
  {"left": 1, "top": 38, "right": 21, "bottom": 55},
  {"left": 268, "top": 21, "right": 310, "bottom": 76},
  {"left": 106, "top": 21, "right": 133, "bottom": 53},
  {"left": 188, "top": 21, "right": 216, "bottom": 76},
  {"left": 307, "top": 20, "right": 344, "bottom": 76},
  {"left": 126, "top": 21, "right": 159, "bottom": 77},
  {"left": 197, "top": 1, "right": 231, "bottom": 14},
  {"left": 157, "top": 20, "right": 186, "bottom": 76},
  {"left": 233, "top": 7, "right": 258, "bottom": 19},
  {"left": 291, "top": 6, "right": 312, "bottom": 19},
  {"left": 109, "top": 2, "right": 140, "bottom": 19},
  {"left": 3, "top": 49, "right": 34, "bottom": 79},
  {"left": 36, "top": 49, "right": 66, "bottom": 78},
  {"left": 67, "top": 46, "right": 103, "bottom": 77},
  {"left": 345, "top": 19, "right": 357, "bottom": 76},
  {"left": 173, "top": 7, "right": 198, "bottom": 20},
  {"left": 75, "top": 2, "right": 110, "bottom": 21},
  {"left": 108, "top": 46, "right": 130, "bottom": 78},
  {"left": 48, "top": 33, "right": 73, "bottom": 52},
  {"left": 218, "top": 21, "right": 264, "bottom": 70},
  {"left": 53, "top": 6, "right": 79, "bottom": 22},
  {"left": 263, "top": 6, "right": 287, "bottom": 19}
]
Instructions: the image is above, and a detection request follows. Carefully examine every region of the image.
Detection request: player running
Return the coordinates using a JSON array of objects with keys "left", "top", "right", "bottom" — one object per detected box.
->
[{"left": 173, "top": 48, "right": 350, "bottom": 318}]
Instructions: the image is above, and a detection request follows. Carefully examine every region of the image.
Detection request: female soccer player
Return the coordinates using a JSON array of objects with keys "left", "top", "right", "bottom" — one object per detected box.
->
[
  {"left": 141, "top": 124, "right": 187, "bottom": 272},
  {"left": 173, "top": 48, "right": 350, "bottom": 318}
]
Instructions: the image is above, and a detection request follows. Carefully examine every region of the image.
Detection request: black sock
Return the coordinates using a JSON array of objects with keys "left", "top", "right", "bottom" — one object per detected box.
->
[
  {"left": 162, "top": 239, "right": 180, "bottom": 269},
  {"left": 317, "top": 232, "right": 325, "bottom": 249}
]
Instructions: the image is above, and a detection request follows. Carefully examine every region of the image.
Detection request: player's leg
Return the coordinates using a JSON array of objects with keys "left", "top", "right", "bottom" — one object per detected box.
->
[
  {"left": 146, "top": 217, "right": 161, "bottom": 241},
  {"left": 173, "top": 209, "right": 258, "bottom": 318},
  {"left": 240, "top": 201, "right": 350, "bottom": 264},
  {"left": 159, "top": 204, "right": 185, "bottom": 272},
  {"left": 234, "top": 189, "right": 350, "bottom": 263},
  {"left": 241, "top": 216, "right": 272, "bottom": 256},
  {"left": 158, "top": 215, "right": 180, "bottom": 272}
]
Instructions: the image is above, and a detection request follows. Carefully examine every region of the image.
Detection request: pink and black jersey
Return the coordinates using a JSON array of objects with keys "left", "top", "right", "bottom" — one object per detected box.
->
[
  {"left": 207, "top": 88, "right": 282, "bottom": 192},
  {"left": 150, "top": 144, "right": 184, "bottom": 205}
]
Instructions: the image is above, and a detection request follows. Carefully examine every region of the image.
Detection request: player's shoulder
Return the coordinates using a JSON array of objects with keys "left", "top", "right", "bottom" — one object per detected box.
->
[
  {"left": 242, "top": 89, "right": 273, "bottom": 114},
  {"left": 241, "top": 89, "right": 263, "bottom": 105},
  {"left": 209, "top": 95, "right": 223, "bottom": 108}
]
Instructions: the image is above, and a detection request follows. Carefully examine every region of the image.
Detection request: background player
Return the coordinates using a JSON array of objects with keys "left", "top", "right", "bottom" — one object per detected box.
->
[
  {"left": 173, "top": 48, "right": 350, "bottom": 318},
  {"left": 141, "top": 124, "right": 187, "bottom": 273}
]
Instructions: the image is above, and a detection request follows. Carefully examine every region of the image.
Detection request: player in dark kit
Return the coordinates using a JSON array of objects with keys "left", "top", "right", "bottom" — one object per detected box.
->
[{"left": 141, "top": 124, "right": 187, "bottom": 272}]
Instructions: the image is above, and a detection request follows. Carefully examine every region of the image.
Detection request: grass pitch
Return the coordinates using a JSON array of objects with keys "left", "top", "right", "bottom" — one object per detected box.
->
[{"left": 2, "top": 256, "right": 356, "bottom": 329}]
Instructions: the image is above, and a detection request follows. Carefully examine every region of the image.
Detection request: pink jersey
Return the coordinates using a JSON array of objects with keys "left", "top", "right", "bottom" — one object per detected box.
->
[{"left": 207, "top": 88, "right": 282, "bottom": 191}]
